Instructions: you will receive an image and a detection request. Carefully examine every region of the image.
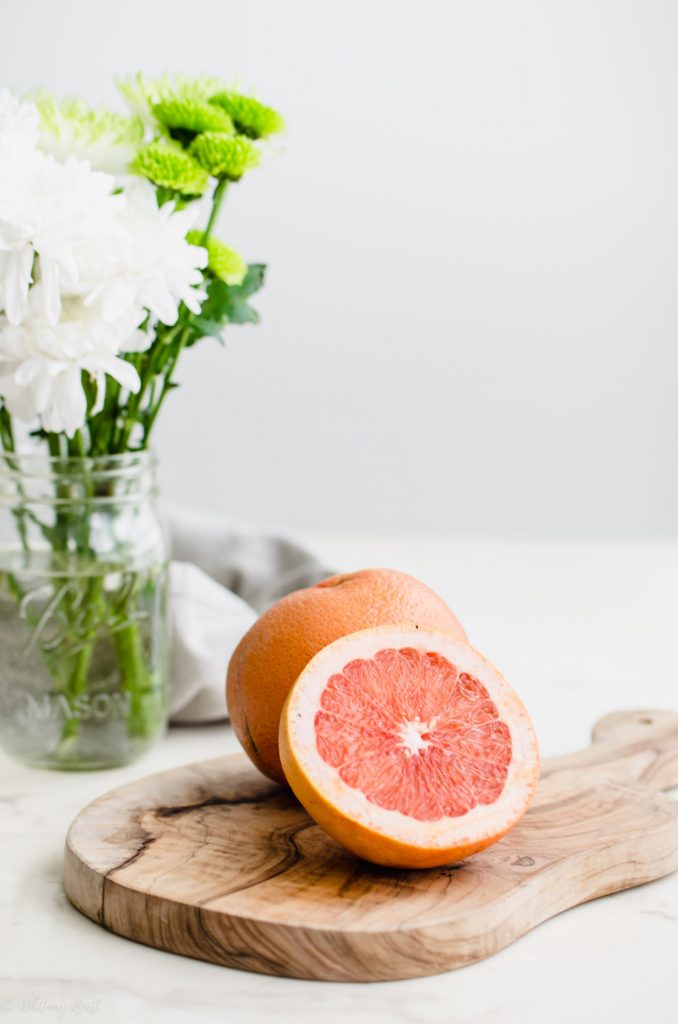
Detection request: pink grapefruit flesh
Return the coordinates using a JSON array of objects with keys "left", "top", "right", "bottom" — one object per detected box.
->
[{"left": 280, "top": 626, "right": 540, "bottom": 868}]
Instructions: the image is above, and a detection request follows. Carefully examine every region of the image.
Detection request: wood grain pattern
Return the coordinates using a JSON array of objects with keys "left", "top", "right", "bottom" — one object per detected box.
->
[{"left": 64, "top": 709, "right": 678, "bottom": 981}]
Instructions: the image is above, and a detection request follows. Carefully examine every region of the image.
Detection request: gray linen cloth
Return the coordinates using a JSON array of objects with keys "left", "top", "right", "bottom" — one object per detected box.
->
[{"left": 166, "top": 506, "right": 331, "bottom": 723}]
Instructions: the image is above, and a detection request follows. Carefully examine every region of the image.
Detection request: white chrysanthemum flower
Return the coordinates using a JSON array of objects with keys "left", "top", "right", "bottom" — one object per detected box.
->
[
  {"left": 0, "top": 89, "right": 39, "bottom": 157},
  {"left": 77, "top": 181, "right": 207, "bottom": 326},
  {"left": 0, "top": 288, "right": 147, "bottom": 437},
  {"left": 0, "top": 142, "right": 123, "bottom": 326},
  {"left": 33, "top": 92, "right": 144, "bottom": 174},
  {"left": 0, "top": 90, "right": 209, "bottom": 437}
]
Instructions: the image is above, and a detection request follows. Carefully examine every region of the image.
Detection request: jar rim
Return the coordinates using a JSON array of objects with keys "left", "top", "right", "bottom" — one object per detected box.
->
[
  {"left": 0, "top": 448, "right": 156, "bottom": 466},
  {"left": 0, "top": 448, "right": 155, "bottom": 461},
  {"left": 0, "top": 448, "right": 158, "bottom": 491}
]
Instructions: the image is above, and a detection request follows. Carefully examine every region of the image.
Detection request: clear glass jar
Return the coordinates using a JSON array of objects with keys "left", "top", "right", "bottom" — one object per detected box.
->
[{"left": 0, "top": 451, "right": 169, "bottom": 770}]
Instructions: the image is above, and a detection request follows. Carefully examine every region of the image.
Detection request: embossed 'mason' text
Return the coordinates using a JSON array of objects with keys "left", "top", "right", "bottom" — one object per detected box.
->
[{"left": 16, "top": 690, "right": 132, "bottom": 726}]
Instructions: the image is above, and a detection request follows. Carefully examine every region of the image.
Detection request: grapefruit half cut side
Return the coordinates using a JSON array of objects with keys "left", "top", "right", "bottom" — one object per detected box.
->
[{"left": 279, "top": 626, "right": 540, "bottom": 869}]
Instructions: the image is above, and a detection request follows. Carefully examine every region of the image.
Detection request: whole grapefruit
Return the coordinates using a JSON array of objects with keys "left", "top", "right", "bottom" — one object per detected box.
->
[{"left": 226, "top": 568, "right": 466, "bottom": 782}]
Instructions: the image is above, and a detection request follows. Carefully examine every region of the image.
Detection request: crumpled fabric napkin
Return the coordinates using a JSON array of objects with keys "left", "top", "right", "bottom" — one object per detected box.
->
[{"left": 166, "top": 506, "right": 332, "bottom": 723}]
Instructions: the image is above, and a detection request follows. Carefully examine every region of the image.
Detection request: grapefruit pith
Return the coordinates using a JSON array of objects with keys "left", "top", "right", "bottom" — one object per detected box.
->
[
  {"left": 279, "top": 626, "right": 539, "bottom": 868},
  {"left": 227, "top": 569, "right": 466, "bottom": 783}
]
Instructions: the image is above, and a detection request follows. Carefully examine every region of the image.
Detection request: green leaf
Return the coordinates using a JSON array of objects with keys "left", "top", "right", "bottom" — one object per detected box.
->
[
  {"left": 235, "top": 263, "right": 267, "bottom": 299},
  {"left": 187, "top": 315, "right": 227, "bottom": 342},
  {"left": 189, "top": 263, "right": 266, "bottom": 341}
]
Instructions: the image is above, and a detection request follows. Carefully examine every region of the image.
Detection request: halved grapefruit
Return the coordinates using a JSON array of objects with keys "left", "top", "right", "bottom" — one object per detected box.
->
[{"left": 279, "top": 626, "right": 540, "bottom": 868}]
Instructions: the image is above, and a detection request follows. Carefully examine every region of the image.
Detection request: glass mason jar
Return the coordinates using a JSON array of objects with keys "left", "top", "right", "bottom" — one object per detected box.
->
[{"left": 0, "top": 451, "right": 169, "bottom": 770}]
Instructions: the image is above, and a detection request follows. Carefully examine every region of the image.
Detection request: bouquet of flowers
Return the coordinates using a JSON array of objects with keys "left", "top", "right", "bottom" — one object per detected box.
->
[{"left": 0, "top": 74, "right": 283, "bottom": 768}]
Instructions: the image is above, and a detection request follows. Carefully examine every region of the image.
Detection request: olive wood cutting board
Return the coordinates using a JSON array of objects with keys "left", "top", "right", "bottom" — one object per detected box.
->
[{"left": 64, "top": 709, "right": 678, "bottom": 982}]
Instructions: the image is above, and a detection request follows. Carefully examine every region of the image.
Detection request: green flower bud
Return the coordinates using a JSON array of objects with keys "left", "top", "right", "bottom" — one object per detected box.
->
[
  {"left": 152, "top": 97, "right": 234, "bottom": 137},
  {"left": 133, "top": 141, "right": 209, "bottom": 196},
  {"left": 189, "top": 132, "right": 260, "bottom": 181},
  {"left": 186, "top": 232, "right": 247, "bottom": 285},
  {"left": 209, "top": 91, "right": 284, "bottom": 139}
]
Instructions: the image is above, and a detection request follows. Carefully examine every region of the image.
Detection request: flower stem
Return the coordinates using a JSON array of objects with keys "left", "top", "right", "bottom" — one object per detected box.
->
[
  {"left": 202, "top": 178, "right": 228, "bottom": 244},
  {"left": 114, "top": 322, "right": 182, "bottom": 453},
  {"left": 56, "top": 574, "right": 105, "bottom": 755},
  {"left": 141, "top": 325, "right": 191, "bottom": 445},
  {"left": 0, "top": 407, "right": 30, "bottom": 553},
  {"left": 69, "top": 429, "right": 87, "bottom": 460},
  {"left": 113, "top": 618, "right": 152, "bottom": 737}
]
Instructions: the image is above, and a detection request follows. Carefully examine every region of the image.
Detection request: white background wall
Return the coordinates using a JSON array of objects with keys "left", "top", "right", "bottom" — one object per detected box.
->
[{"left": 3, "top": 0, "right": 677, "bottom": 536}]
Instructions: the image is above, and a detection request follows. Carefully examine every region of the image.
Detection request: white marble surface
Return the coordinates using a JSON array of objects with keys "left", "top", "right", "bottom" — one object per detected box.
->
[{"left": 1, "top": 537, "right": 677, "bottom": 1024}]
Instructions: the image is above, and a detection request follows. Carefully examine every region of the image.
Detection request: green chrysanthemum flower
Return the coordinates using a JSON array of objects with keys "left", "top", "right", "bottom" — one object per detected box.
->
[
  {"left": 186, "top": 231, "right": 247, "bottom": 285},
  {"left": 118, "top": 72, "right": 227, "bottom": 124},
  {"left": 209, "top": 91, "right": 284, "bottom": 139},
  {"left": 31, "top": 92, "right": 144, "bottom": 173},
  {"left": 133, "top": 141, "right": 209, "bottom": 196},
  {"left": 189, "top": 132, "right": 260, "bottom": 181},
  {"left": 152, "top": 98, "right": 234, "bottom": 138}
]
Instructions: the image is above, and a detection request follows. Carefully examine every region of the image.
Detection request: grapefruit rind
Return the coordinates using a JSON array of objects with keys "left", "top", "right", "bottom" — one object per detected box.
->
[{"left": 279, "top": 625, "right": 540, "bottom": 868}]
